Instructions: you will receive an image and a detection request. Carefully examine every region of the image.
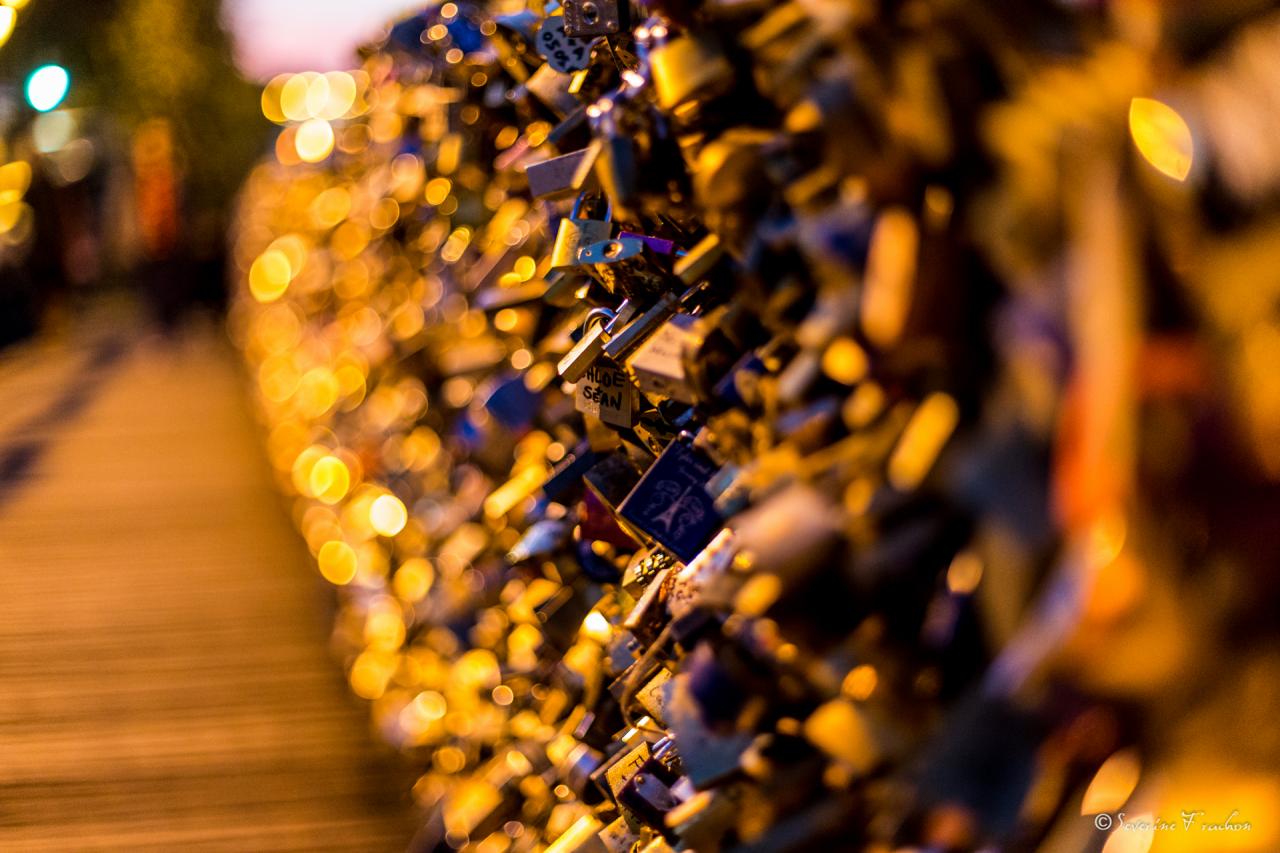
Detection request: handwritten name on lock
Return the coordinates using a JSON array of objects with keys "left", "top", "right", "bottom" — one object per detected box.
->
[
  {"left": 619, "top": 441, "right": 723, "bottom": 562},
  {"left": 575, "top": 359, "right": 635, "bottom": 427}
]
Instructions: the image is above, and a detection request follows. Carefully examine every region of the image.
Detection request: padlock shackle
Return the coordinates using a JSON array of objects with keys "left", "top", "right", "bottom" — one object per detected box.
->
[
  {"left": 570, "top": 190, "right": 612, "bottom": 223},
  {"left": 584, "top": 306, "right": 616, "bottom": 330}
]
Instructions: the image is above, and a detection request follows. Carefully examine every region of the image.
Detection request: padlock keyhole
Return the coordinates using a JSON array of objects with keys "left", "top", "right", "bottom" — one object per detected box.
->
[{"left": 581, "top": 2, "right": 600, "bottom": 25}]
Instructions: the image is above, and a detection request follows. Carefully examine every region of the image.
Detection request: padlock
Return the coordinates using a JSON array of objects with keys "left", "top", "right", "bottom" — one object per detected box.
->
[
  {"left": 550, "top": 192, "right": 613, "bottom": 271},
  {"left": 578, "top": 486, "right": 641, "bottom": 549},
  {"left": 631, "top": 668, "right": 672, "bottom": 725},
  {"left": 544, "top": 814, "right": 609, "bottom": 853},
  {"left": 597, "top": 816, "right": 641, "bottom": 852},
  {"left": 664, "top": 665, "right": 756, "bottom": 788},
  {"left": 539, "top": 441, "right": 598, "bottom": 505},
  {"left": 672, "top": 233, "right": 724, "bottom": 287},
  {"left": 692, "top": 130, "right": 775, "bottom": 251},
  {"left": 507, "top": 518, "right": 573, "bottom": 565},
  {"left": 558, "top": 302, "right": 636, "bottom": 382},
  {"left": 603, "top": 740, "right": 653, "bottom": 800},
  {"left": 485, "top": 372, "right": 543, "bottom": 430},
  {"left": 622, "top": 303, "right": 765, "bottom": 411},
  {"left": 647, "top": 32, "right": 735, "bottom": 112},
  {"left": 525, "top": 142, "right": 601, "bottom": 199},
  {"left": 577, "top": 236, "right": 672, "bottom": 300},
  {"left": 583, "top": 450, "right": 646, "bottom": 516},
  {"left": 588, "top": 95, "right": 640, "bottom": 209},
  {"left": 625, "top": 314, "right": 699, "bottom": 404},
  {"left": 575, "top": 357, "right": 636, "bottom": 428},
  {"left": 617, "top": 770, "right": 681, "bottom": 829},
  {"left": 602, "top": 292, "right": 679, "bottom": 361},
  {"left": 558, "top": 307, "right": 616, "bottom": 382},
  {"left": 562, "top": 0, "right": 626, "bottom": 39},
  {"left": 617, "top": 439, "right": 723, "bottom": 562}
]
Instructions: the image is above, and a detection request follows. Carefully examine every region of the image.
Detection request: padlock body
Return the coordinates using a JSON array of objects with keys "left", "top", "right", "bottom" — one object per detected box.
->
[
  {"left": 562, "top": 0, "right": 625, "bottom": 38},
  {"left": 650, "top": 36, "right": 734, "bottom": 111},
  {"left": 551, "top": 216, "right": 613, "bottom": 269}
]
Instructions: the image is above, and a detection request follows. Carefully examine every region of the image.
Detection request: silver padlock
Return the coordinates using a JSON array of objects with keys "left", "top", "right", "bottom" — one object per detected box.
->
[
  {"left": 562, "top": 0, "right": 625, "bottom": 38},
  {"left": 558, "top": 302, "right": 637, "bottom": 382},
  {"left": 525, "top": 142, "right": 601, "bottom": 199},
  {"left": 626, "top": 313, "right": 700, "bottom": 404},
  {"left": 550, "top": 192, "right": 613, "bottom": 270},
  {"left": 602, "top": 292, "right": 679, "bottom": 361}
]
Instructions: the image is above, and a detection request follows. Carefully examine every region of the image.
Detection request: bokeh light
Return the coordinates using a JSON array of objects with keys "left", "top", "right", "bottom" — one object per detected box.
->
[
  {"left": 0, "top": 7, "right": 16, "bottom": 48},
  {"left": 309, "top": 455, "right": 351, "bottom": 504},
  {"left": 369, "top": 494, "right": 407, "bottom": 537},
  {"left": 248, "top": 249, "right": 293, "bottom": 303},
  {"left": 1129, "top": 97, "right": 1194, "bottom": 181},
  {"left": 294, "top": 118, "right": 335, "bottom": 163},
  {"left": 25, "top": 64, "right": 70, "bottom": 112},
  {"left": 317, "top": 540, "right": 358, "bottom": 585}
]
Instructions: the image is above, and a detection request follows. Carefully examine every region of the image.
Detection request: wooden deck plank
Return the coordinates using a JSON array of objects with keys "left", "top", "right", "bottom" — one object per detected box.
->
[{"left": 0, "top": 320, "right": 416, "bottom": 851}]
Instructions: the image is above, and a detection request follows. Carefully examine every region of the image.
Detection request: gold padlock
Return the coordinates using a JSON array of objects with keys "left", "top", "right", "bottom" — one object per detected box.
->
[
  {"left": 550, "top": 192, "right": 613, "bottom": 270},
  {"left": 649, "top": 34, "right": 734, "bottom": 112},
  {"left": 558, "top": 306, "right": 619, "bottom": 383}
]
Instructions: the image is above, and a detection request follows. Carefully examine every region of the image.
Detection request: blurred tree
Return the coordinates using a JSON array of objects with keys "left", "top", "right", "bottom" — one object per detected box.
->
[
  {"left": 0, "top": 0, "right": 265, "bottom": 217},
  {"left": 105, "top": 0, "right": 264, "bottom": 213}
]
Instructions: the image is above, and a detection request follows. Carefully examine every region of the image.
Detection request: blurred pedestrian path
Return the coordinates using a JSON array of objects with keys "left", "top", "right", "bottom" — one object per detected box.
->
[{"left": 0, "top": 305, "right": 417, "bottom": 851}]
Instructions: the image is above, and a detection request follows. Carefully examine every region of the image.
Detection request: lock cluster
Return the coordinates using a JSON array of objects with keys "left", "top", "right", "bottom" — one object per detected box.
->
[{"left": 232, "top": 2, "right": 1280, "bottom": 851}]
